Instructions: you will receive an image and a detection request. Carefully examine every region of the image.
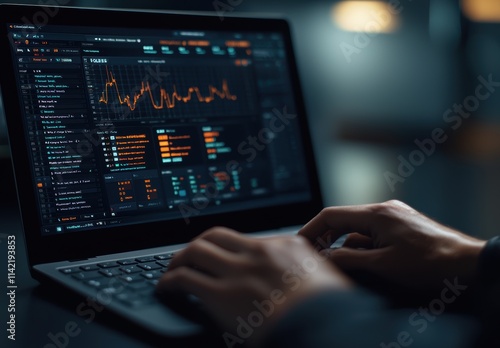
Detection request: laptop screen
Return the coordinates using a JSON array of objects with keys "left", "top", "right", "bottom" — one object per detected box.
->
[{"left": 5, "top": 21, "right": 312, "bottom": 236}]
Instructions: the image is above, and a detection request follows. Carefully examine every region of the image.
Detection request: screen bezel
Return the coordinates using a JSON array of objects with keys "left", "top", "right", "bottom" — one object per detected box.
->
[{"left": 0, "top": 4, "right": 324, "bottom": 267}]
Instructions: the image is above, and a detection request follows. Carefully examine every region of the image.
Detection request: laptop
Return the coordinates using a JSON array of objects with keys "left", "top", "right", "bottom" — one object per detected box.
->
[{"left": 0, "top": 3, "right": 324, "bottom": 337}]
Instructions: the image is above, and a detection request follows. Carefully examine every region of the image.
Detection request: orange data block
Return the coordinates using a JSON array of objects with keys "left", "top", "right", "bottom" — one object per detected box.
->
[
  {"left": 158, "top": 135, "right": 169, "bottom": 141},
  {"left": 159, "top": 40, "right": 183, "bottom": 46},
  {"left": 37, "top": 183, "right": 43, "bottom": 188},
  {"left": 204, "top": 137, "right": 215, "bottom": 143},
  {"left": 187, "top": 40, "right": 210, "bottom": 46},
  {"left": 225, "top": 40, "right": 251, "bottom": 48},
  {"left": 160, "top": 147, "right": 170, "bottom": 153},
  {"left": 161, "top": 153, "right": 171, "bottom": 158},
  {"left": 159, "top": 141, "right": 169, "bottom": 147}
]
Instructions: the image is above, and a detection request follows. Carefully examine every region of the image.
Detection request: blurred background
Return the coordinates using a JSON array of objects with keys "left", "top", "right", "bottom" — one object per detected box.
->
[{"left": 1, "top": 0, "right": 499, "bottom": 239}]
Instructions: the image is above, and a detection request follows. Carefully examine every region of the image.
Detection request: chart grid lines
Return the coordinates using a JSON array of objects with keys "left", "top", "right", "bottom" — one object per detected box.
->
[{"left": 86, "top": 63, "right": 257, "bottom": 121}]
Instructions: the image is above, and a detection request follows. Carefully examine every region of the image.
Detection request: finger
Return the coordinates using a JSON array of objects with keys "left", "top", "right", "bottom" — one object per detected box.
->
[
  {"left": 342, "top": 233, "right": 374, "bottom": 249},
  {"left": 196, "top": 226, "right": 256, "bottom": 252},
  {"left": 299, "top": 204, "right": 376, "bottom": 244},
  {"left": 169, "top": 238, "right": 239, "bottom": 277},
  {"left": 157, "top": 266, "right": 218, "bottom": 303},
  {"left": 324, "top": 247, "right": 384, "bottom": 272}
]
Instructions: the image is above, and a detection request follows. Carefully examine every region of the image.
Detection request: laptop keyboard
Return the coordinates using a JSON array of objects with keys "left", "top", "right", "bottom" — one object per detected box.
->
[{"left": 58, "top": 251, "right": 179, "bottom": 308}]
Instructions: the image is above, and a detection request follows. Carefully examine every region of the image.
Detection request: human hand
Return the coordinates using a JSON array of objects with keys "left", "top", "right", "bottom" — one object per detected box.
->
[
  {"left": 299, "top": 200, "right": 487, "bottom": 291},
  {"left": 157, "top": 227, "right": 351, "bottom": 346}
]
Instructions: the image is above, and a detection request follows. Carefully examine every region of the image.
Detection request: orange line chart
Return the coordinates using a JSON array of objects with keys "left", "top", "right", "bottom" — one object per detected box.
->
[
  {"left": 98, "top": 66, "right": 238, "bottom": 111},
  {"left": 87, "top": 64, "right": 256, "bottom": 121}
]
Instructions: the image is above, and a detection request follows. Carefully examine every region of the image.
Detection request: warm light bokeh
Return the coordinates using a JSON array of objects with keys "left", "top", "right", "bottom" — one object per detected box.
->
[
  {"left": 462, "top": 0, "right": 500, "bottom": 22},
  {"left": 332, "top": 1, "right": 400, "bottom": 33}
]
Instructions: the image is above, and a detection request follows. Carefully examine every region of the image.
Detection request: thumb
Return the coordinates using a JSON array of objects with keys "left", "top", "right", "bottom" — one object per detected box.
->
[{"left": 324, "top": 247, "right": 384, "bottom": 272}]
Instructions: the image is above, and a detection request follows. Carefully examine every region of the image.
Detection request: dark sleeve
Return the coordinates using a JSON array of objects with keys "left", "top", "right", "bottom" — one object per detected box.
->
[
  {"left": 475, "top": 236, "right": 500, "bottom": 346},
  {"left": 477, "top": 236, "right": 500, "bottom": 286},
  {"left": 263, "top": 289, "right": 479, "bottom": 348}
]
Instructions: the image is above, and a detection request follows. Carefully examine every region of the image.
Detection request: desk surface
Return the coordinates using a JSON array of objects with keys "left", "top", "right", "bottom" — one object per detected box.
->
[{"left": 0, "top": 208, "right": 224, "bottom": 348}]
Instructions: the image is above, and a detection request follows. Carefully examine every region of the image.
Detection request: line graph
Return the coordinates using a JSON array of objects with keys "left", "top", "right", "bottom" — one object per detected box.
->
[
  {"left": 99, "top": 66, "right": 237, "bottom": 111},
  {"left": 87, "top": 64, "right": 257, "bottom": 121}
]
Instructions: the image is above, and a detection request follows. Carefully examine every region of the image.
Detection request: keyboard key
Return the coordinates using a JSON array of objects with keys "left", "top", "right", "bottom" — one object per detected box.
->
[
  {"left": 119, "top": 274, "right": 144, "bottom": 283},
  {"left": 117, "top": 259, "right": 137, "bottom": 266},
  {"left": 141, "top": 270, "right": 162, "bottom": 280},
  {"left": 97, "top": 261, "right": 120, "bottom": 268},
  {"left": 156, "top": 260, "right": 170, "bottom": 268},
  {"left": 80, "top": 264, "right": 99, "bottom": 272},
  {"left": 137, "top": 262, "right": 162, "bottom": 271},
  {"left": 115, "top": 292, "right": 140, "bottom": 303},
  {"left": 154, "top": 254, "right": 170, "bottom": 260},
  {"left": 59, "top": 267, "right": 79, "bottom": 274},
  {"left": 120, "top": 265, "right": 142, "bottom": 274},
  {"left": 101, "top": 287, "right": 120, "bottom": 296},
  {"left": 71, "top": 271, "right": 103, "bottom": 281},
  {"left": 85, "top": 279, "right": 106, "bottom": 288},
  {"left": 135, "top": 256, "right": 156, "bottom": 263},
  {"left": 99, "top": 268, "right": 122, "bottom": 277}
]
